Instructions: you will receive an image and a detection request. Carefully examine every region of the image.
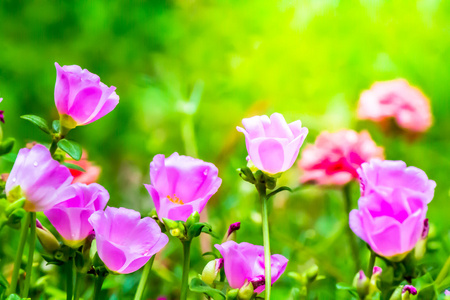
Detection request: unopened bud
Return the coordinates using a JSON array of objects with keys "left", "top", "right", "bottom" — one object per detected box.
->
[
  {"left": 305, "top": 265, "right": 319, "bottom": 283},
  {"left": 238, "top": 167, "right": 256, "bottom": 184},
  {"left": 225, "top": 222, "right": 241, "bottom": 241},
  {"left": 36, "top": 219, "right": 61, "bottom": 253},
  {"left": 170, "top": 228, "right": 181, "bottom": 237},
  {"left": 201, "top": 258, "right": 223, "bottom": 285},
  {"left": 265, "top": 176, "right": 277, "bottom": 190},
  {"left": 353, "top": 270, "right": 369, "bottom": 298},
  {"left": 369, "top": 266, "right": 382, "bottom": 295},
  {"left": 7, "top": 208, "right": 26, "bottom": 227},
  {"left": 238, "top": 280, "right": 254, "bottom": 300},
  {"left": 401, "top": 285, "right": 417, "bottom": 300},
  {"left": 227, "top": 289, "right": 239, "bottom": 299},
  {"left": 186, "top": 211, "right": 200, "bottom": 228}
]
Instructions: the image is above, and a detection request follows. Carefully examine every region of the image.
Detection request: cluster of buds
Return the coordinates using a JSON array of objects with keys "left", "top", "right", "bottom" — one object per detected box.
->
[{"left": 352, "top": 267, "right": 382, "bottom": 299}]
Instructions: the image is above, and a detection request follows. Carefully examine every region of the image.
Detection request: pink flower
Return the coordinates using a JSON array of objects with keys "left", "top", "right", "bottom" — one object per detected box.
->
[
  {"left": 214, "top": 241, "right": 288, "bottom": 293},
  {"left": 0, "top": 97, "right": 4, "bottom": 123},
  {"left": 299, "top": 130, "right": 384, "bottom": 185},
  {"left": 357, "top": 79, "right": 432, "bottom": 132},
  {"left": 350, "top": 160, "right": 435, "bottom": 259},
  {"left": 54, "top": 62, "right": 119, "bottom": 126},
  {"left": 89, "top": 207, "right": 168, "bottom": 274},
  {"left": 237, "top": 113, "right": 308, "bottom": 174},
  {"left": 66, "top": 152, "right": 101, "bottom": 184},
  {"left": 6, "top": 144, "right": 73, "bottom": 212},
  {"left": 45, "top": 183, "right": 109, "bottom": 248},
  {"left": 144, "top": 153, "right": 222, "bottom": 222},
  {"left": 358, "top": 159, "right": 436, "bottom": 203}
]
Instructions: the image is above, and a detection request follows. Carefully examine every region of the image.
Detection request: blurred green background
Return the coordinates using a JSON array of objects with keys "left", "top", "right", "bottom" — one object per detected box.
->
[{"left": 1, "top": 0, "right": 450, "bottom": 299}]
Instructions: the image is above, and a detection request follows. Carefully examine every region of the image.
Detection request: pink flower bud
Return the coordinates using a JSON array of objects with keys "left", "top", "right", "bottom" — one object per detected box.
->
[
  {"left": 45, "top": 183, "right": 109, "bottom": 248},
  {"left": 299, "top": 130, "right": 384, "bottom": 185},
  {"left": 357, "top": 79, "right": 432, "bottom": 132},
  {"left": 54, "top": 62, "right": 119, "bottom": 126},
  {"left": 215, "top": 241, "right": 288, "bottom": 294},
  {"left": 88, "top": 207, "right": 168, "bottom": 274},
  {"left": 237, "top": 113, "right": 308, "bottom": 174},
  {"left": 5, "top": 144, "right": 73, "bottom": 212},
  {"left": 144, "top": 153, "right": 222, "bottom": 222}
]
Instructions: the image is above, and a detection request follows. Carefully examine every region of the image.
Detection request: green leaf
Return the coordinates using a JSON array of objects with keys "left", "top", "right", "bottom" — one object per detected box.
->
[
  {"left": 189, "top": 278, "right": 226, "bottom": 300},
  {"left": 57, "top": 139, "right": 82, "bottom": 161},
  {"left": 0, "top": 138, "right": 15, "bottom": 156},
  {"left": 52, "top": 120, "right": 61, "bottom": 133},
  {"left": 267, "top": 186, "right": 292, "bottom": 199},
  {"left": 1, "top": 152, "right": 17, "bottom": 163},
  {"left": 21, "top": 115, "right": 51, "bottom": 134},
  {"left": 62, "top": 162, "right": 85, "bottom": 172}
]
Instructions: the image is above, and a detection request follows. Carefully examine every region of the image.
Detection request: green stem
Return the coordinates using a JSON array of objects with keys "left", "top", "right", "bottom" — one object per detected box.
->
[
  {"left": 8, "top": 213, "right": 31, "bottom": 295},
  {"left": 343, "top": 184, "right": 360, "bottom": 272},
  {"left": 180, "top": 241, "right": 192, "bottom": 300},
  {"left": 49, "top": 139, "right": 59, "bottom": 156},
  {"left": 66, "top": 258, "right": 74, "bottom": 300},
  {"left": 73, "top": 271, "right": 84, "bottom": 300},
  {"left": 134, "top": 255, "right": 156, "bottom": 300},
  {"left": 93, "top": 274, "right": 106, "bottom": 300},
  {"left": 435, "top": 255, "right": 450, "bottom": 286},
  {"left": 22, "top": 212, "right": 36, "bottom": 298},
  {"left": 367, "top": 250, "right": 376, "bottom": 278},
  {"left": 259, "top": 185, "right": 272, "bottom": 300}
]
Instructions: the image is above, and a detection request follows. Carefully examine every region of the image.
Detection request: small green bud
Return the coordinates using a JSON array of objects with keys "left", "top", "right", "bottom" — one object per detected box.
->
[
  {"left": 201, "top": 259, "right": 222, "bottom": 285},
  {"left": 227, "top": 289, "right": 239, "bottom": 299},
  {"left": 353, "top": 270, "right": 369, "bottom": 299},
  {"left": 36, "top": 220, "right": 61, "bottom": 253},
  {"left": 186, "top": 211, "right": 200, "bottom": 228},
  {"left": 305, "top": 265, "right": 319, "bottom": 283},
  {"left": 265, "top": 176, "right": 277, "bottom": 190},
  {"left": 238, "top": 280, "right": 254, "bottom": 300},
  {"left": 170, "top": 228, "right": 181, "bottom": 237},
  {"left": 389, "top": 286, "right": 402, "bottom": 300},
  {"left": 238, "top": 167, "right": 256, "bottom": 184}
]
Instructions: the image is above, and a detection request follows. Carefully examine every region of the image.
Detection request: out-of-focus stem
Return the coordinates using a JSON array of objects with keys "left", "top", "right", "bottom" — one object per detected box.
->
[
  {"left": 180, "top": 241, "right": 192, "bottom": 300},
  {"left": 8, "top": 213, "right": 31, "bottom": 295},
  {"left": 22, "top": 212, "right": 36, "bottom": 297},
  {"left": 367, "top": 250, "right": 376, "bottom": 278},
  {"left": 258, "top": 185, "right": 272, "bottom": 299},
  {"left": 343, "top": 184, "right": 360, "bottom": 272},
  {"left": 66, "top": 257, "right": 74, "bottom": 300},
  {"left": 134, "top": 255, "right": 156, "bottom": 300}
]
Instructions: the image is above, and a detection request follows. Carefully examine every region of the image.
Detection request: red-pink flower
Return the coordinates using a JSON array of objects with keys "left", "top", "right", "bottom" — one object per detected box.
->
[
  {"left": 299, "top": 130, "right": 384, "bottom": 186},
  {"left": 66, "top": 152, "right": 101, "bottom": 184},
  {"left": 357, "top": 79, "right": 432, "bottom": 132}
]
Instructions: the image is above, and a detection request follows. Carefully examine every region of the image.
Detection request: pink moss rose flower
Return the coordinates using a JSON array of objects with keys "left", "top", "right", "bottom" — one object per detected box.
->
[
  {"left": 145, "top": 153, "right": 222, "bottom": 222},
  {"left": 299, "top": 130, "right": 384, "bottom": 185},
  {"left": 89, "top": 207, "right": 168, "bottom": 274},
  {"left": 54, "top": 62, "right": 119, "bottom": 126},
  {"left": 357, "top": 79, "right": 432, "bottom": 132},
  {"left": 6, "top": 144, "right": 73, "bottom": 212},
  {"left": 45, "top": 183, "right": 109, "bottom": 248},
  {"left": 215, "top": 241, "right": 288, "bottom": 293},
  {"left": 350, "top": 160, "right": 435, "bottom": 260},
  {"left": 237, "top": 113, "right": 308, "bottom": 174}
]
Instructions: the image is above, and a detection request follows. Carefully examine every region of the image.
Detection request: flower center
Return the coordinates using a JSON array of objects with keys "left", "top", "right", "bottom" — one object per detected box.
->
[{"left": 167, "top": 194, "right": 184, "bottom": 205}]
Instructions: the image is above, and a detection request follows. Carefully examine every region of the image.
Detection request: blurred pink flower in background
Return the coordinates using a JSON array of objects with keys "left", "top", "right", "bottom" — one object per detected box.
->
[
  {"left": 350, "top": 160, "right": 435, "bottom": 260},
  {"left": 45, "top": 183, "right": 109, "bottom": 248},
  {"left": 6, "top": 144, "right": 73, "bottom": 212},
  {"left": 299, "top": 130, "right": 384, "bottom": 186},
  {"left": 89, "top": 207, "right": 168, "bottom": 274},
  {"left": 54, "top": 62, "right": 119, "bottom": 126},
  {"left": 237, "top": 113, "right": 308, "bottom": 174},
  {"left": 215, "top": 241, "right": 288, "bottom": 293},
  {"left": 145, "top": 153, "right": 222, "bottom": 222},
  {"left": 0, "top": 98, "right": 4, "bottom": 123},
  {"left": 357, "top": 79, "right": 432, "bottom": 133},
  {"left": 66, "top": 151, "right": 101, "bottom": 184}
]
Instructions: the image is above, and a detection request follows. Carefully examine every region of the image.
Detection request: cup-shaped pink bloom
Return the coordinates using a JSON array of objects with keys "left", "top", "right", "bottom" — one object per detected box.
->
[
  {"left": 237, "top": 113, "right": 308, "bottom": 174},
  {"left": 54, "top": 62, "right": 119, "bottom": 126},
  {"left": 358, "top": 159, "right": 436, "bottom": 204},
  {"left": 357, "top": 79, "right": 432, "bottom": 132},
  {"left": 215, "top": 241, "right": 288, "bottom": 293},
  {"left": 5, "top": 144, "right": 73, "bottom": 212},
  {"left": 299, "top": 130, "right": 384, "bottom": 185},
  {"left": 144, "top": 153, "right": 222, "bottom": 222},
  {"left": 45, "top": 183, "right": 109, "bottom": 247},
  {"left": 89, "top": 207, "right": 168, "bottom": 274}
]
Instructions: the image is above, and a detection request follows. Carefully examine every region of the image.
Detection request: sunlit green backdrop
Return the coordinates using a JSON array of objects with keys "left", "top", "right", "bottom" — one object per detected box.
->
[{"left": 0, "top": 1, "right": 449, "bottom": 299}]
